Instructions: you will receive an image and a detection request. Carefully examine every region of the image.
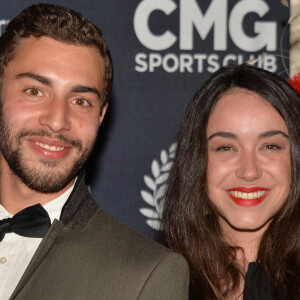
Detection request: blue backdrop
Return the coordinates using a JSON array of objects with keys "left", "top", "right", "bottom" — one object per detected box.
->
[{"left": 0, "top": 0, "right": 290, "bottom": 242}]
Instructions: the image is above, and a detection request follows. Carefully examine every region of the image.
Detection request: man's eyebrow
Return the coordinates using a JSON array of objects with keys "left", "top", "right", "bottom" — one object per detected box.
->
[
  {"left": 259, "top": 130, "right": 289, "bottom": 139},
  {"left": 16, "top": 73, "right": 101, "bottom": 99},
  {"left": 16, "top": 72, "right": 52, "bottom": 86},
  {"left": 71, "top": 85, "right": 101, "bottom": 100},
  {"left": 207, "top": 132, "right": 237, "bottom": 141}
]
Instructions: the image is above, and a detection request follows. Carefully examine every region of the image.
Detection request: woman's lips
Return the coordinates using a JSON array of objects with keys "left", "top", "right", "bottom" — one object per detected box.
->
[{"left": 227, "top": 187, "right": 270, "bottom": 207}]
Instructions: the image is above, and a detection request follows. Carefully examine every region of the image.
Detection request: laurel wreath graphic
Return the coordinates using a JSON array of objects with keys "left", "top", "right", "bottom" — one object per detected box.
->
[{"left": 139, "top": 143, "right": 176, "bottom": 230}]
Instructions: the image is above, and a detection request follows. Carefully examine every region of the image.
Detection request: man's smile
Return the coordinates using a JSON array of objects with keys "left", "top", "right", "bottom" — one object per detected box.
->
[
  {"left": 26, "top": 136, "right": 74, "bottom": 160},
  {"left": 35, "top": 141, "right": 65, "bottom": 152}
]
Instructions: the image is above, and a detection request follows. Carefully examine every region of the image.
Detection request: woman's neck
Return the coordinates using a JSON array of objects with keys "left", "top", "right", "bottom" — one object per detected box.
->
[
  {"left": 218, "top": 218, "right": 272, "bottom": 299},
  {"left": 220, "top": 218, "right": 272, "bottom": 268}
]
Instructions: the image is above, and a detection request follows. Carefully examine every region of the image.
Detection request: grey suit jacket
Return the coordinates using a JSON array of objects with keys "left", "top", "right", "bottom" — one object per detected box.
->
[{"left": 10, "top": 175, "right": 189, "bottom": 299}]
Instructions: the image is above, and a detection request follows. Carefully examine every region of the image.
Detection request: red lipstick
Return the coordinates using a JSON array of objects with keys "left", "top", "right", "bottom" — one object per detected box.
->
[{"left": 227, "top": 187, "right": 270, "bottom": 207}]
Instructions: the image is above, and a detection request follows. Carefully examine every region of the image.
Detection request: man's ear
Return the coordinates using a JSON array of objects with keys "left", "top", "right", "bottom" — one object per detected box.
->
[{"left": 99, "top": 103, "right": 108, "bottom": 124}]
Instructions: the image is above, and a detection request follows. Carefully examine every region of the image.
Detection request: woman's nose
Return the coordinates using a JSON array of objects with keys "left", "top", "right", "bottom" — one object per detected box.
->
[{"left": 235, "top": 152, "right": 262, "bottom": 181}]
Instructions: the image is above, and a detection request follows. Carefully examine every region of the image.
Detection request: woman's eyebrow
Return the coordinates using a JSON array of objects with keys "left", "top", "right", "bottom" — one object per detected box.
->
[
  {"left": 207, "top": 130, "right": 289, "bottom": 141},
  {"left": 259, "top": 130, "right": 289, "bottom": 139},
  {"left": 207, "top": 131, "right": 237, "bottom": 141}
]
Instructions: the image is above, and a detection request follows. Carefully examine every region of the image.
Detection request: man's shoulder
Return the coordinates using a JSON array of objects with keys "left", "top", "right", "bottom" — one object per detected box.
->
[
  {"left": 87, "top": 207, "right": 175, "bottom": 258},
  {"left": 24, "top": 186, "right": 189, "bottom": 300},
  {"left": 79, "top": 207, "right": 189, "bottom": 299},
  {"left": 62, "top": 179, "right": 188, "bottom": 276},
  {"left": 67, "top": 178, "right": 175, "bottom": 258}
]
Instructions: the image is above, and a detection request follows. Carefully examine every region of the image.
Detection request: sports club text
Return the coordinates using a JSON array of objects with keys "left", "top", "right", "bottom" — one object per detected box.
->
[{"left": 134, "top": 0, "right": 279, "bottom": 73}]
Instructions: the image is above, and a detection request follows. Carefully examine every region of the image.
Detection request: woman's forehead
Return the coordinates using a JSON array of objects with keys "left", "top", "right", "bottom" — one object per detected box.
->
[{"left": 207, "top": 89, "right": 288, "bottom": 138}]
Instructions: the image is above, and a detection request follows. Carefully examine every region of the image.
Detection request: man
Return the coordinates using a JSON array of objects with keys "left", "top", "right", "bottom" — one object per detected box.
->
[{"left": 0, "top": 4, "right": 189, "bottom": 300}]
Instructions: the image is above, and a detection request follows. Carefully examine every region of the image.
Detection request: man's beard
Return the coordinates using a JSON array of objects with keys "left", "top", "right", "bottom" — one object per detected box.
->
[{"left": 0, "top": 104, "right": 94, "bottom": 193}]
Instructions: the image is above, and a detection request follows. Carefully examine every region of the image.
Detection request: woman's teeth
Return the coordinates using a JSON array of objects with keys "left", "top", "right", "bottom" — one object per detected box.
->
[{"left": 229, "top": 190, "right": 266, "bottom": 199}]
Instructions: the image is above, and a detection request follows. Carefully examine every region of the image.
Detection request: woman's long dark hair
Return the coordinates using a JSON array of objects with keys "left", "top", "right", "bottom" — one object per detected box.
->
[{"left": 163, "top": 64, "right": 300, "bottom": 299}]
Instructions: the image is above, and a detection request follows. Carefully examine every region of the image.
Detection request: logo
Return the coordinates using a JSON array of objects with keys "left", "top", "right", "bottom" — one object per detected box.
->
[
  {"left": 133, "top": 0, "right": 281, "bottom": 73},
  {"left": 139, "top": 143, "right": 176, "bottom": 230}
]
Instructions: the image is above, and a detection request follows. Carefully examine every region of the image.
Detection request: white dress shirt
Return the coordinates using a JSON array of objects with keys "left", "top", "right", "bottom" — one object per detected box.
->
[{"left": 0, "top": 182, "right": 75, "bottom": 300}]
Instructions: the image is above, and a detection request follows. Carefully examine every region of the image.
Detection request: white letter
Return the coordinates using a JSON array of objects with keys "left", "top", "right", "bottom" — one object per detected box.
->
[
  {"left": 180, "top": 0, "right": 227, "bottom": 50},
  {"left": 263, "top": 55, "right": 277, "bottom": 72},
  {"left": 180, "top": 54, "right": 193, "bottom": 72},
  {"left": 149, "top": 53, "right": 162, "bottom": 72},
  {"left": 135, "top": 53, "right": 148, "bottom": 72},
  {"left": 0, "top": 20, "right": 9, "bottom": 36},
  {"left": 163, "top": 54, "right": 179, "bottom": 73},
  {"left": 237, "top": 54, "right": 244, "bottom": 64},
  {"left": 207, "top": 54, "right": 219, "bottom": 73},
  {"left": 223, "top": 54, "right": 237, "bottom": 65},
  {"left": 194, "top": 54, "right": 207, "bottom": 72},
  {"left": 229, "top": 0, "right": 276, "bottom": 52},
  {"left": 134, "top": 0, "right": 177, "bottom": 50}
]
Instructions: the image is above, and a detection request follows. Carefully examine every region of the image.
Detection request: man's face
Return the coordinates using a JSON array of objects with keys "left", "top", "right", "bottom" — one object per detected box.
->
[{"left": 0, "top": 36, "right": 107, "bottom": 193}]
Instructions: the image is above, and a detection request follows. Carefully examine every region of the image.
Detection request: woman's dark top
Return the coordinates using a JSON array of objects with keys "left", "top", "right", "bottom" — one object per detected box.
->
[
  {"left": 244, "top": 262, "right": 288, "bottom": 300},
  {"left": 192, "top": 262, "right": 293, "bottom": 299}
]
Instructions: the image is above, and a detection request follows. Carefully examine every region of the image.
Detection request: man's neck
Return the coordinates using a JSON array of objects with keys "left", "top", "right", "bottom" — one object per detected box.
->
[{"left": 0, "top": 158, "right": 74, "bottom": 215}]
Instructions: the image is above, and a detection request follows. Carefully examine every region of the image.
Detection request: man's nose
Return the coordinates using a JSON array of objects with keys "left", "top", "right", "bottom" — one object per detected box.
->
[
  {"left": 235, "top": 151, "right": 262, "bottom": 181},
  {"left": 38, "top": 98, "right": 71, "bottom": 133}
]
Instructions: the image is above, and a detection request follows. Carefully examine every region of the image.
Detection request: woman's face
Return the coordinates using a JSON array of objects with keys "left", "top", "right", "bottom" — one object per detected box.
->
[{"left": 206, "top": 89, "right": 291, "bottom": 235}]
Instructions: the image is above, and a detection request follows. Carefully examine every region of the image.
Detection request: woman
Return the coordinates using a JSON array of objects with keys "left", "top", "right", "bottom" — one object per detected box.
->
[{"left": 163, "top": 64, "right": 300, "bottom": 299}]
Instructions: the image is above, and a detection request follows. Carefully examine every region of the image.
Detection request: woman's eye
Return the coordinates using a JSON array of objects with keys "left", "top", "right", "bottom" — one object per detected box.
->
[
  {"left": 26, "top": 88, "right": 42, "bottom": 96},
  {"left": 264, "top": 144, "right": 281, "bottom": 150},
  {"left": 216, "top": 145, "right": 233, "bottom": 151},
  {"left": 72, "top": 98, "right": 90, "bottom": 107}
]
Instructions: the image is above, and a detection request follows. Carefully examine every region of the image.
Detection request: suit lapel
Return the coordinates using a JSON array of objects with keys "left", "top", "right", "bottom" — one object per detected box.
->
[
  {"left": 10, "top": 173, "right": 99, "bottom": 299},
  {"left": 60, "top": 172, "right": 98, "bottom": 229},
  {"left": 10, "top": 220, "right": 65, "bottom": 299}
]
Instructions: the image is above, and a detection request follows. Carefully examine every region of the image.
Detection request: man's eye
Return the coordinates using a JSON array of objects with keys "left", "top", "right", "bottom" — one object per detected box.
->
[
  {"left": 26, "top": 88, "right": 42, "bottom": 96},
  {"left": 264, "top": 144, "right": 281, "bottom": 150},
  {"left": 72, "top": 98, "right": 90, "bottom": 107},
  {"left": 216, "top": 146, "right": 232, "bottom": 151}
]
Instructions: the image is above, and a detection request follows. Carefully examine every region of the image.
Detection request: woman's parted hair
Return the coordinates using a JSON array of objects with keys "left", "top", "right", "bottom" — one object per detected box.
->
[
  {"left": 0, "top": 3, "right": 113, "bottom": 105},
  {"left": 163, "top": 64, "right": 300, "bottom": 299}
]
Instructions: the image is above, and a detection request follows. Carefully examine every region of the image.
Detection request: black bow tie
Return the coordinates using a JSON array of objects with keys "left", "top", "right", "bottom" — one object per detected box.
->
[{"left": 0, "top": 204, "right": 51, "bottom": 242}]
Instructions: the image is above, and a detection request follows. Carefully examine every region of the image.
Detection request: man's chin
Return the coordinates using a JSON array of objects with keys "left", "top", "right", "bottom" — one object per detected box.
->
[
  {"left": 11, "top": 160, "right": 81, "bottom": 194},
  {"left": 19, "top": 170, "right": 77, "bottom": 194}
]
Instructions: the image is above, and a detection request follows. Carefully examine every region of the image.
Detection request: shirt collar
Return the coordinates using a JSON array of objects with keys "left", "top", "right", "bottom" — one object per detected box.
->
[
  {"left": 0, "top": 178, "right": 77, "bottom": 224},
  {"left": 0, "top": 203, "right": 12, "bottom": 219},
  {"left": 43, "top": 179, "right": 76, "bottom": 223}
]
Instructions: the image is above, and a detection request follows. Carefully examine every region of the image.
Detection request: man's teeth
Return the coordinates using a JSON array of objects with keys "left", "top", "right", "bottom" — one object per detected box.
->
[
  {"left": 35, "top": 142, "right": 64, "bottom": 151},
  {"left": 229, "top": 190, "right": 266, "bottom": 200}
]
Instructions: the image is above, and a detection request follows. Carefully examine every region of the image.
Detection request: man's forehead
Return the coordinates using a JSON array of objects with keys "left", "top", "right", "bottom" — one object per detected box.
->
[
  {"left": 5, "top": 36, "right": 105, "bottom": 92},
  {"left": 14, "top": 35, "right": 102, "bottom": 60}
]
